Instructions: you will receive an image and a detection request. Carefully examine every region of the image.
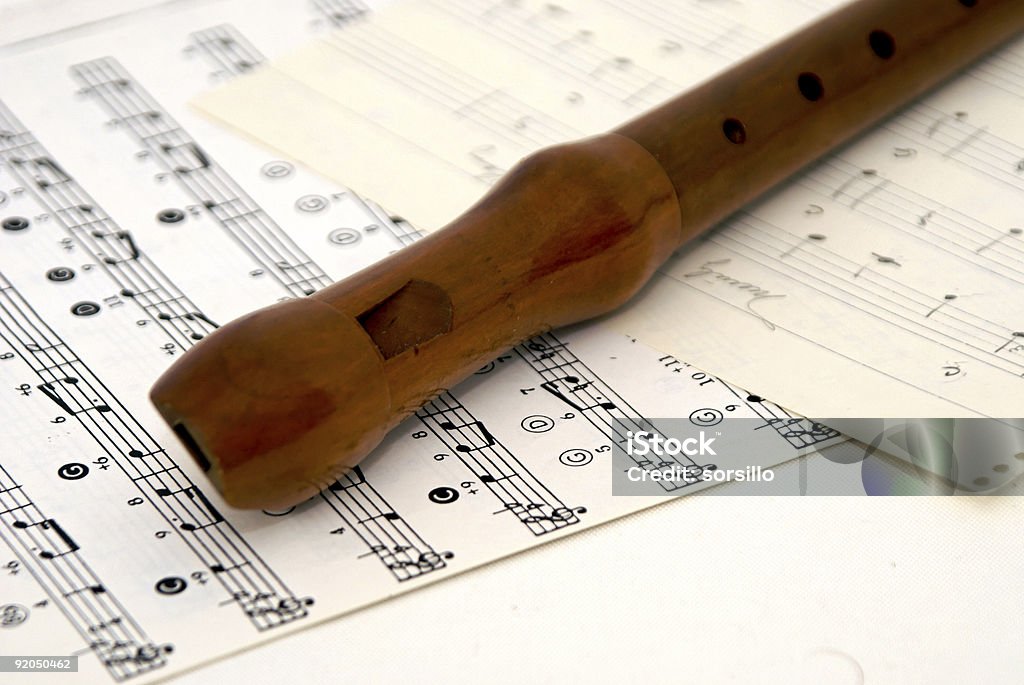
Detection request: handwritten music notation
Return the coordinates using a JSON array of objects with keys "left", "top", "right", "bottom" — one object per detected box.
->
[
  {"left": 884, "top": 103, "right": 1024, "bottom": 193},
  {"left": 967, "top": 35, "right": 1024, "bottom": 100},
  {"left": 801, "top": 157, "right": 1024, "bottom": 287},
  {"left": 0, "top": 0, "right": 930, "bottom": 680},
  {"left": 711, "top": 213, "right": 1024, "bottom": 377},
  {"left": 198, "top": 0, "right": 1024, "bottom": 418}
]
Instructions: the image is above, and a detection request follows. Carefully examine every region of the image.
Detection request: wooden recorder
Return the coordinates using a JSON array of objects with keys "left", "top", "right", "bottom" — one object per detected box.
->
[{"left": 150, "top": 0, "right": 1024, "bottom": 508}]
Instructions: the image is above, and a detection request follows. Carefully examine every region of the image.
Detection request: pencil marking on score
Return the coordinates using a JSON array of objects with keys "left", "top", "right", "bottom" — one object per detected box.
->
[{"left": 681, "top": 259, "right": 786, "bottom": 330}]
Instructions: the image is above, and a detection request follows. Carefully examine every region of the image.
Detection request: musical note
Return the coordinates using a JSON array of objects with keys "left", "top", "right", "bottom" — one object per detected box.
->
[
  {"left": 927, "top": 110, "right": 988, "bottom": 158},
  {"left": 177, "top": 487, "right": 225, "bottom": 530},
  {"left": 975, "top": 227, "right": 1022, "bottom": 254},
  {"left": 99, "top": 231, "right": 141, "bottom": 264},
  {"left": 927, "top": 110, "right": 969, "bottom": 137},
  {"left": 540, "top": 375, "right": 616, "bottom": 411},
  {"left": 766, "top": 418, "right": 839, "bottom": 445},
  {"left": 854, "top": 252, "right": 901, "bottom": 278},
  {"left": 590, "top": 55, "right": 634, "bottom": 78},
  {"left": 10, "top": 156, "right": 72, "bottom": 188},
  {"left": 123, "top": 110, "right": 162, "bottom": 122},
  {"left": 468, "top": 144, "right": 506, "bottom": 184},
  {"left": 438, "top": 420, "right": 496, "bottom": 452},
  {"left": 926, "top": 294, "right": 959, "bottom": 318},
  {"left": 942, "top": 362, "right": 964, "bottom": 377},
  {"left": 659, "top": 39, "right": 683, "bottom": 54},
  {"left": 163, "top": 142, "right": 211, "bottom": 174},
  {"left": 156, "top": 310, "right": 219, "bottom": 329},
  {"left": 524, "top": 338, "right": 569, "bottom": 360},
  {"left": 995, "top": 331, "right": 1024, "bottom": 355},
  {"left": 37, "top": 377, "right": 111, "bottom": 415},
  {"left": 781, "top": 232, "right": 826, "bottom": 258},
  {"left": 13, "top": 519, "right": 80, "bottom": 559},
  {"left": 831, "top": 168, "right": 889, "bottom": 208},
  {"left": 104, "top": 643, "right": 170, "bottom": 666},
  {"left": 505, "top": 502, "right": 581, "bottom": 526},
  {"left": 328, "top": 465, "right": 367, "bottom": 490}
]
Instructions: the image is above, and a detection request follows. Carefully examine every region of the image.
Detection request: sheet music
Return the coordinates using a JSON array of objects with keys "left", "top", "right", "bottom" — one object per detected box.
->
[
  {"left": 0, "top": 1, "right": 869, "bottom": 681},
  {"left": 195, "top": 0, "right": 1024, "bottom": 422}
]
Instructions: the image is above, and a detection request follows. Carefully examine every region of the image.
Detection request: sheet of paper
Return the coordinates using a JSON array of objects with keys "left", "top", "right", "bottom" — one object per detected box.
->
[
  {"left": 0, "top": 1, "right": 865, "bottom": 681},
  {"left": 195, "top": 0, "right": 1024, "bottom": 421},
  {"left": 0, "top": 0, "right": 178, "bottom": 47}
]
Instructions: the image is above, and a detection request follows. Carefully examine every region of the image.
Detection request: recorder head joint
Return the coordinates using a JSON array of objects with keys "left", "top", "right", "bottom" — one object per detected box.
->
[{"left": 150, "top": 297, "right": 390, "bottom": 509}]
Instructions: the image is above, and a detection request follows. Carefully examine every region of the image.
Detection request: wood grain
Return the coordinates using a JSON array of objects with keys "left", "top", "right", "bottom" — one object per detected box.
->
[{"left": 151, "top": 0, "right": 1024, "bottom": 508}]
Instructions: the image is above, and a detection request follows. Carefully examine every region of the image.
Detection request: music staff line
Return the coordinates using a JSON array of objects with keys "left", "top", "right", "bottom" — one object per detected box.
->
[
  {"left": 705, "top": 215, "right": 1024, "bottom": 377},
  {"left": 800, "top": 157, "right": 1024, "bottom": 287},
  {"left": 596, "top": 0, "right": 765, "bottom": 63},
  {"left": 735, "top": 210, "right": 1022, "bottom": 352},
  {"left": 737, "top": 213, "right": 1023, "bottom": 359},
  {"left": 665, "top": 269, "right": 1012, "bottom": 421},
  {"left": 0, "top": 101, "right": 218, "bottom": 352},
  {"left": 418, "top": 392, "right": 583, "bottom": 535},
  {"left": 312, "top": 0, "right": 372, "bottom": 27},
  {"left": 103, "top": 40, "right": 579, "bottom": 536},
  {"left": 190, "top": 16, "right": 425, "bottom": 252},
  {"left": 359, "top": 196, "right": 426, "bottom": 247},
  {"left": 432, "top": 0, "right": 676, "bottom": 109},
  {"left": 513, "top": 333, "right": 699, "bottom": 494},
  {"left": 323, "top": 23, "right": 580, "bottom": 150},
  {"left": 188, "top": 23, "right": 267, "bottom": 77},
  {"left": 322, "top": 467, "right": 451, "bottom": 580},
  {"left": 516, "top": 335, "right": 654, "bottom": 448},
  {"left": 968, "top": 36, "right": 1024, "bottom": 100},
  {"left": 71, "top": 58, "right": 332, "bottom": 299},
  {"left": 210, "top": 22, "right": 581, "bottom": 535},
  {"left": 0, "top": 274, "right": 309, "bottom": 629},
  {"left": 513, "top": 332, "right": 836, "bottom": 488},
  {"left": 885, "top": 101, "right": 1024, "bottom": 195},
  {"left": 716, "top": 380, "right": 840, "bottom": 450},
  {"left": 74, "top": 56, "right": 449, "bottom": 578},
  {"left": 0, "top": 464, "right": 168, "bottom": 680}
]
